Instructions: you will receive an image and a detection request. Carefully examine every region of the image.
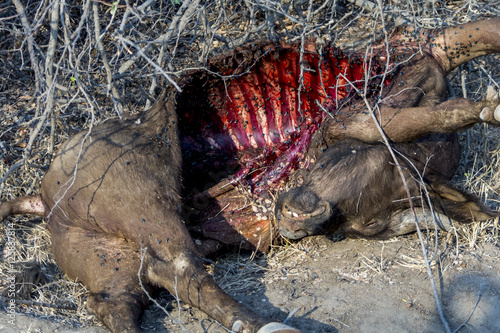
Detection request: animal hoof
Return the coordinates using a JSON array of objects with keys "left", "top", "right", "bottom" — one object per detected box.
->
[
  {"left": 480, "top": 107, "right": 492, "bottom": 121},
  {"left": 486, "top": 85, "right": 499, "bottom": 102},
  {"left": 495, "top": 105, "right": 500, "bottom": 123},
  {"left": 256, "top": 322, "right": 303, "bottom": 333}
]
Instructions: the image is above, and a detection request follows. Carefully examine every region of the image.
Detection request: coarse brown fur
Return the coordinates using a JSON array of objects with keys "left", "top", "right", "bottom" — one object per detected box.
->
[
  {"left": 1, "top": 90, "right": 293, "bottom": 333},
  {"left": 275, "top": 18, "right": 500, "bottom": 240},
  {"left": 276, "top": 134, "right": 498, "bottom": 240}
]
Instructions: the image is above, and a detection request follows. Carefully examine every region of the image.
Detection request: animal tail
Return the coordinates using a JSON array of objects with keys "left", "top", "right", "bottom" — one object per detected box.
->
[{"left": 0, "top": 195, "right": 48, "bottom": 220}]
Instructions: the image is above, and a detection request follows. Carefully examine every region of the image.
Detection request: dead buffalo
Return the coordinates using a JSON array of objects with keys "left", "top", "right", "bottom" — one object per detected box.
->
[
  {"left": 176, "top": 18, "right": 500, "bottom": 248},
  {"left": 1, "top": 17, "right": 500, "bottom": 333},
  {"left": 0, "top": 92, "right": 300, "bottom": 333}
]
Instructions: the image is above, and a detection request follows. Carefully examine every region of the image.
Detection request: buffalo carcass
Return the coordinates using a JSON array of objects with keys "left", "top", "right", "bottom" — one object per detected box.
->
[
  {"left": 1, "top": 17, "right": 500, "bottom": 333},
  {"left": 0, "top": 92, "right": 300, "bottom": 333},
  {"left": 177, "top": 18, "right": 500, "bottom": 248}
]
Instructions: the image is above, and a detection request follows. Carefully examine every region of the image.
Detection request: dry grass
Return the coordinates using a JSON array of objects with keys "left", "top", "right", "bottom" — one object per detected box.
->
[
  {"left": 450, "top": 54, "right": 500, "bottom": 247},
  {"left": 0, "top": 0, "right": 499, "bottom": 331}
]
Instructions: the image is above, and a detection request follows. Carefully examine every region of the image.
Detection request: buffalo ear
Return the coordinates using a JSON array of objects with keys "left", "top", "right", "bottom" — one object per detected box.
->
[{"left": 428, "top": 183, "right": 499, "bottom": 223}]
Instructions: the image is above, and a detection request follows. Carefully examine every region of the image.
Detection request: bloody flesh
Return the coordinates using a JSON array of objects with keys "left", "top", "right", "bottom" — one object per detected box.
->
[
  {"left": 176, "top": 42, "right": 395, "bottom": 250},
  {"left": 178, "top": 43, "right": 394, "bottom": 194}
]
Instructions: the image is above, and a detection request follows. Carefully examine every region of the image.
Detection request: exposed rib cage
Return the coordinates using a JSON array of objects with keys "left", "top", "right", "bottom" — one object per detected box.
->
[{"left": 178, "top": 42, "right": 394, "bottom": 192}]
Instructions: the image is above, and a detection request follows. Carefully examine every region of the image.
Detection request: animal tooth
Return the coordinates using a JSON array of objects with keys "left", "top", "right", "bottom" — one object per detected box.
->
[{"left": 292, "top": 212, "right": 299, "bottom": 218}]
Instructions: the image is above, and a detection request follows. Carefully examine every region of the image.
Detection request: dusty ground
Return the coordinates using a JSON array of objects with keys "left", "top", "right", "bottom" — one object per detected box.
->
[{"left": 1, "top": 233, "right": 500, "bottom": 333}]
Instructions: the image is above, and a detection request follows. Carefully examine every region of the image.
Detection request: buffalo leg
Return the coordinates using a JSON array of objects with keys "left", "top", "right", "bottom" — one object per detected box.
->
[
  {"left": 144, "top": 235, "right": 270, "bottom": 332},
  {"left": 0, "top": 199, "right": 147, "bottom": 333},
  {"left": 323, "top": 92, "right": 500, "bottom": 143},
  {"left": 0, "top": 195, "right": 47, "bottom": 219},
  {"left": 69, "top": 201, "right": 284, "bottom": 332},
  {"left": 87, "top": 291, "right": 145, "bottom": 333},
  {"left": 48, "top": 214, "right": 271, "bottom": 332},
  {"left": 48, "top": 226, "right": 147, "bottom": 333}
]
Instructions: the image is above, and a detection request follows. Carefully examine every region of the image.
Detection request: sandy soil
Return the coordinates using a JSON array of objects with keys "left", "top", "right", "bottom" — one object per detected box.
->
[{"left": 2, "top": 234, "right": 499, "bottom": 333}]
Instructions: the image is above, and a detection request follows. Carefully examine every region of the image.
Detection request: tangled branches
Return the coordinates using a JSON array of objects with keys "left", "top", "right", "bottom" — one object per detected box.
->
[{"left": 2, "top": 1, "right": 497, "bottom": 184}]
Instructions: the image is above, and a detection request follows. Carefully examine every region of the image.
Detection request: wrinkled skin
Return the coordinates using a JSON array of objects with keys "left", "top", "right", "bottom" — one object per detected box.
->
[
  {"left": 0, "top": 91, "right": 299, "bottom": 333},
  {"left": 275, "top": 18, "right": 500, "bottom": 240},
  {"left": 276, "top": 134, "right": 498, "bottom": 239}
]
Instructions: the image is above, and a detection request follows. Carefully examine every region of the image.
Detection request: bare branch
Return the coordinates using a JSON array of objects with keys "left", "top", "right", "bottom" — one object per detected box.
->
[
  {"left": 93, "top": 0, "right": 124, "bottom": 116},
  {"left": 12, "top": 0, "right": 42, "bottom": 95}
]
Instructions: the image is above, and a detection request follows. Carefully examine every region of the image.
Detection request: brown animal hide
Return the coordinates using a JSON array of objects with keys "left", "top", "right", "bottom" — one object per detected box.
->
[
  {"left": 0, "top": 91, "right": 300, "bottom": 333},
  {"left": 177, "top": 18, "right": 500, "bottom": 250}
]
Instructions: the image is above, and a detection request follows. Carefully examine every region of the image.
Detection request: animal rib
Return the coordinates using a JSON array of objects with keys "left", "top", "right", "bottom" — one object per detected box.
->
[{"left": 179, "top": 43, "right": 391, "bottom": 194}]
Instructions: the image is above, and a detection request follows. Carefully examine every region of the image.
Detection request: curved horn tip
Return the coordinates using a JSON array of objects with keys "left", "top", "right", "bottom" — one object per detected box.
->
[{"left": 256, "top": 322, "right": 303, "bottom": 333}]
